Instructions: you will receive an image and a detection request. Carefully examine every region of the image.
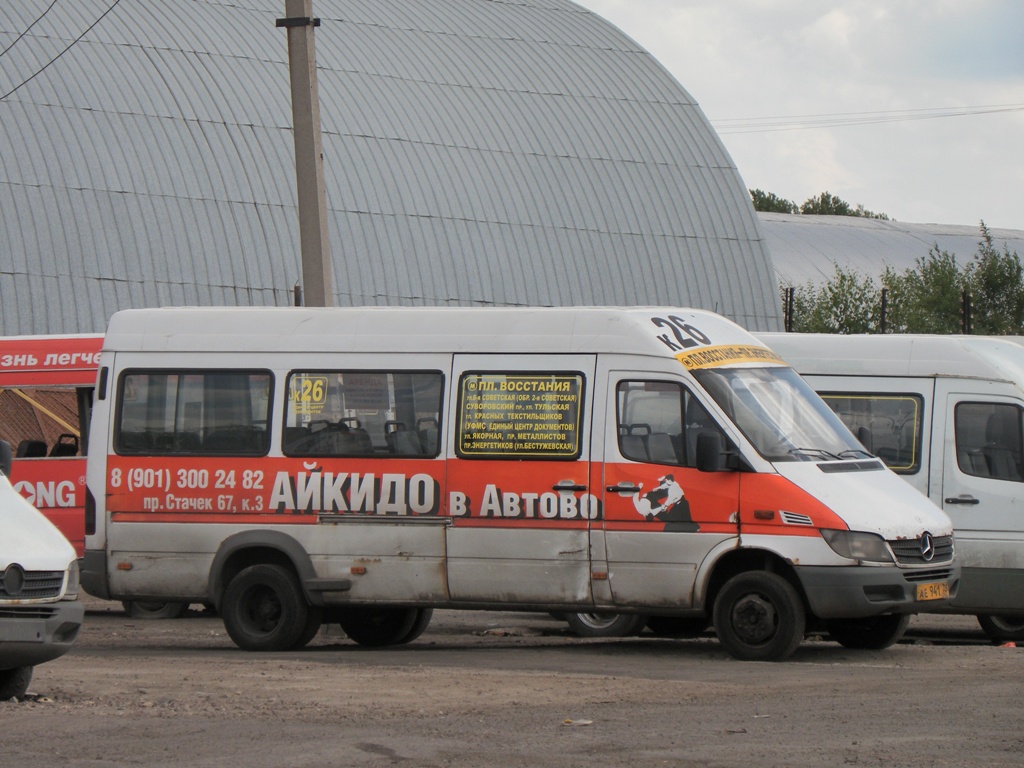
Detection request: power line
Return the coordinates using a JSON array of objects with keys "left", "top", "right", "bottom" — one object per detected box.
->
[
  {"left": 0, "top": 0, "right": 60, "bottom": 59},
  {"left": 713, "top": 103, "right": 1024, "bottom": 134},
  {"left": 0, "top": 0, "right": 123, "bottom": 102}
]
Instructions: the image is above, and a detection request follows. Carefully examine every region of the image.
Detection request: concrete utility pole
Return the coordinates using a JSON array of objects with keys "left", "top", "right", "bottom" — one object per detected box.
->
[{"left": 277, "top": 0, "right": 333, "bottom": 307}]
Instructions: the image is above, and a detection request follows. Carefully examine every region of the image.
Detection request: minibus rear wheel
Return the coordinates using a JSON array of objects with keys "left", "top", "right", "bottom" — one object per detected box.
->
[
  {"left": 565, "top": 612, "right": 648, "bottom": 638},
  {"left": 222, "top": 564, "right": 311, "bottom": 651},
  {"left": 713, "top": 571, "right": 805, "bottom": 661},
  {"left": 826, "top": 613, "right": 910, "bottom": 650},
  {"left": 121, "top": 600, "right": 188, "bottom": 620},
  {"left": 338, "top": 607, "right": 433, "bottom": 647},
  {"left": 977, "top": 614, "right": 1024, "bottom": 643}
]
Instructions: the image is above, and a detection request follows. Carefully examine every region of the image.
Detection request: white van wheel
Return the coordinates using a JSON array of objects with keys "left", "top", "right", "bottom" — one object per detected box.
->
[
  {"left": 122, "top": 600, "right": 188, "bottom": 620},
  {"left": 0, "top": 666, "right": 33, "bottom": 699},
  {"left": 222, "top": 564, "right": 310, "bottom": 651},
  {"left": 826, "top": 614, "right": 910, "bottom": 650},
  {"left": 565, "top": 612, "right": 647, "bottom": 638},
  {"left": 713, "top": 572, "right": 805, "bottom": 661},
  {"left": 977, "top": 614, "right": 1024, "bottom": 643}
]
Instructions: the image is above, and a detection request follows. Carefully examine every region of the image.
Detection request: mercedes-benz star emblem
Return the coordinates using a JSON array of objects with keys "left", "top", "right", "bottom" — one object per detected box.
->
[{"left": 920, "top": 532, "right": 935, "bottom": 562}]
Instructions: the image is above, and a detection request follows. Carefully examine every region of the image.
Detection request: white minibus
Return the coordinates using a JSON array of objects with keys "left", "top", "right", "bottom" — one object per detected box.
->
[
  {"left": 760, "top": 332, "right": 1024, "bottom": 642},
  {"left": 81, "top": 307, "right": 959, "bottom": 660}
]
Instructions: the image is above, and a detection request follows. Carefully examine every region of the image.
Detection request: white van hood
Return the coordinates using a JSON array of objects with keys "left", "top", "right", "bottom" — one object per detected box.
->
[
  {"left": 773, "top": 462, "right": 954, "bottom": 540},
  {"left": 0, "top": 473, "right": 76, "bottom": 570}
]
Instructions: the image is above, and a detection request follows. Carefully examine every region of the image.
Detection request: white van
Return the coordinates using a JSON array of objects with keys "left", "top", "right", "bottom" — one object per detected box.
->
[
  {"left": 759, "top": 333, "right": 1024, "bottom": 642},
  {"left": 82, "top": 307, "right": 959, "bottom": 660},
  {"left": 0, "top": 440, "right": 85, "bottom": 699}
]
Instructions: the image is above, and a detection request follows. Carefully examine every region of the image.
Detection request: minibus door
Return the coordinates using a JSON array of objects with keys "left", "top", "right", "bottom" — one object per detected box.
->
[
  {"left": 937, "top": 390, "right": 1024, "bottom": 606},
  {"left": 596, "top": 371, "right": 740, "bottom": 609},
  {"left": 445, "top": 354, "right": 597, "bottom": 606}
]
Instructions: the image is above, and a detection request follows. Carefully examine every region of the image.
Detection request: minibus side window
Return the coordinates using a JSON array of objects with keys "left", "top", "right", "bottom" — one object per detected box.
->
[
  {"left": 616, "top": 380, "right": 724, "bottom": 467},
  {"left": 454, "top": 372, "right": 584, "bottom": 460},
  {"left": 0, "top": 385, "right": 85, "bottom": 458},
  {"left": 283, "top": 371, "right": 443, "bottom": 458},
  {"left": 115, "top": 371, "right": 272, "bottom": 455},
  {"left": 819, "top": 393, "right": 923, "bottom": 473},
  {"left": 954, "top": 402, "right": 1024, "bottom": 482}
]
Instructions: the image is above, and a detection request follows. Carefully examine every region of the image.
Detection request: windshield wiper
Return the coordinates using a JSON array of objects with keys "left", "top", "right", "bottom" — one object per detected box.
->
[
  {"left": 837, "top": 449, "right": 874, "bottom": 460},
  {"left": 788, "top": 447, "right": 843, "bottom": 461}
]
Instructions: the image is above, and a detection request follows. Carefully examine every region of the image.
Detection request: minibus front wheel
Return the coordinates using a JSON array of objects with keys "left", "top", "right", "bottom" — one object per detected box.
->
[
  {"left": 713, "top": 571, "right": 806, "bottom": 661},
  {"left": 977, "top": 614, "right": 1024, "bottom": 642},
  {"left": 222, "top": 564, "right": 320, "bottom": 652},
  {"left": 0, "top": 666, "right": 33, "bottom": 700}
]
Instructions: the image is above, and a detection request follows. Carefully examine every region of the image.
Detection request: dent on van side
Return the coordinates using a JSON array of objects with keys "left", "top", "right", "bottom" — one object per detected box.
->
[{"left": 0, "top": 439, "right": 85, "bottom": 699}]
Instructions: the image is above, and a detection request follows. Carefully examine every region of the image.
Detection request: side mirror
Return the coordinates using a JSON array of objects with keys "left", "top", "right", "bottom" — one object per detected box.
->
[
  {"left": 695, "top": 432, "right": 727, "bottom": 473},
  {"left": 0, "top": 440, "right": 11, "bottom": 478}
]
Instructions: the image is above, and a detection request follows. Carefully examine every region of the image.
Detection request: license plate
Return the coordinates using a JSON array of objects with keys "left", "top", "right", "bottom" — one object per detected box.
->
[{"left": 916, "top": 582, "right": 950, "bottom": 601}]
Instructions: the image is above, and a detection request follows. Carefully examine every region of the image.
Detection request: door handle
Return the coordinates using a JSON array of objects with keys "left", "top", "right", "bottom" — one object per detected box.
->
[
  {"left": 944, "top": 495, "right": 980, "bottom": 505},
  {"left": 606, "top": 484, "right": 641, "bottom": 494},
  {"left": 553, "top": 482, "right": 587, "bottom": 492}
]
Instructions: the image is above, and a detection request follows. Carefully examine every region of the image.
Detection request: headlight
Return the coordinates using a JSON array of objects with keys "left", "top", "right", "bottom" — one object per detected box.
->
[
  {"left": 65, "top": 559, "right": 81, "bottom": 598},
  {"left": 821, "top": 529, "right": 894, "bottom": 564}
]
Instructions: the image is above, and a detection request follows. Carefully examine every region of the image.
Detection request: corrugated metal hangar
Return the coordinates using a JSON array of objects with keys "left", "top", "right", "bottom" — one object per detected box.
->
[
  {"left": 0, "top": 0, "right": 783, "bottom": 336},
  {"left": 765, "top": 214, "right": 1024, "bottom": 289}
]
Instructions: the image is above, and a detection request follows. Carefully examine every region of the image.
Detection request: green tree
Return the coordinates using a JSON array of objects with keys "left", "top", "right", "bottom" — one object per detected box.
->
[
  {"left": 750, "top": 189, "right": 798, "bottom": 213},
  {"left": 785, "top": 264, "right": 880, "bottom": 333},
  {"left": 800, "top": 191, "right": 854, "bottom": 216},
  {"left": 965, "top": 222, "right": 1024, "bottom": 334},
  {"left": 781, "top": 222, "right": 1024, "bottom": 335},
  {"left": 881, "top": 248, "right": 966, "bottom": 334}
]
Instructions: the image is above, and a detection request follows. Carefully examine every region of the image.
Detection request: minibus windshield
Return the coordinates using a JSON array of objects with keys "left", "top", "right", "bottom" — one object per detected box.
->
[{"left": 693, "top": 366, "right": 868, "bottom": 462}]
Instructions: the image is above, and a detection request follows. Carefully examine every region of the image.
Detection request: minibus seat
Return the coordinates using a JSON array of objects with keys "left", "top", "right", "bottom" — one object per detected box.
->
[
  {"left": 620, "top": 433, "right": 648, "bottom": 462},
  {"left": 49, "top": 433, "right": 79, "bottom": 457},
  {"left": 385, "top": 421, "right": 423, "bottom": 455},
  {"left": 417, "top": 418, "right": 439, "bottom": 455},
  {"left": 203, "top": 427, "right": 264, "bottom": 454},
  {"left": 15, "top": 439, "right": 47, "bottom": 458},
  {"left": 984, "top": 414, "right": 1023, "bottom": 482},
  {"left": 647, "top": 433, "right": 678, "bottom": 464},
  {"left": 283, "top": 426, "right": 310, "bottom": 453}
]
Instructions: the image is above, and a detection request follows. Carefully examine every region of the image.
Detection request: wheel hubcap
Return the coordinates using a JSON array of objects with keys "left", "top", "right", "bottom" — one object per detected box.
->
[{"left": 731, "top": 594, "right": 777, "bottom": 644}]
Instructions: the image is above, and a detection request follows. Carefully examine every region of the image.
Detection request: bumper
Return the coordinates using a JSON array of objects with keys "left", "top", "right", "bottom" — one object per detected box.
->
[
  {"left": 0, "top": 599, "right": 85, "bottom": 669},
  {"left": 796, "top": 562, "right": 961, "bottom": 619},
  {"left": 81, "top": 549, "right": 111, "bottom": 600}
]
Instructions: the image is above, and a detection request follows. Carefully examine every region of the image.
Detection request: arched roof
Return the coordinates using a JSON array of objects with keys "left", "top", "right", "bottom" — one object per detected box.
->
[
  {"left": 0, "top": 0, "right": 781, "bottom": 336},
  {"left": 764, "top": 213, "right": 1024, "bottom": 288}
]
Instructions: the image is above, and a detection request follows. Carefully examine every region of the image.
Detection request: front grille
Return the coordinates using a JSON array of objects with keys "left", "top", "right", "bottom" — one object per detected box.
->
[
  {"left": 902, "top": 567, "right": 957, "bottom": 583},
  {"left": 0, "top": 569, "right": 64, "bottom": 599},
  {"left": 0, "top": 606, "right": 59, "bottom": 619},
  {"left": 888, "top": 535, "right": 954, "bottom": 565}
]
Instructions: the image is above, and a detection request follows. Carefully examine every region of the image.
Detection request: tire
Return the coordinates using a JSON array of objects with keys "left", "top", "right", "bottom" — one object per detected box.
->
[
  {"left": 646, "top": 615, "right": 710, "bottom": 639},
  {"left": 826, "top": 614, "right": 910, "bottom": 650},
  {"left": 292, "top": 607, "right": 325, "bottom": 650},
  {"left": 122, "top": 600, "right": 189, "bottom": 620},
  {"left": 338, "top": 607, "right": 430, "bottom": 647},
  {"left": 0, "top": 666, "right": 33, "bottom": 700},
  {"left": 564, "top": 612, "right": 648, "bottom": 638},
  {"left": 713, "top": 571, "right": 806, "bottom": 661},
  {"left": 221, "top": 564, "right": 310, "bottom": 652},
  {"left": 977, "top": 614, "right": 1024, "bottom": 643}
]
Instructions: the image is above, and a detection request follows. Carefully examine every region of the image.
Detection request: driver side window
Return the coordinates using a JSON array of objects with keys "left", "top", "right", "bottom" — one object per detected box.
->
[{"left": 616, "top": 380, "right": 722, "bottom": 467}]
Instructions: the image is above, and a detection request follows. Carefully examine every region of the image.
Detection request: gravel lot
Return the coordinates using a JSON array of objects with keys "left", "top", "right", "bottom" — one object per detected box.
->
[{"left": 4, "top": 598, "right": 1022, "bottom": 768}]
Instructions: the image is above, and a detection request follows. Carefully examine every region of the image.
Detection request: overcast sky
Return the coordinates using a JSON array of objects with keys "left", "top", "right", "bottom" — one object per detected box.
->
[{"left": 578, "top": 1, "right": 1024, "bottom": 231}]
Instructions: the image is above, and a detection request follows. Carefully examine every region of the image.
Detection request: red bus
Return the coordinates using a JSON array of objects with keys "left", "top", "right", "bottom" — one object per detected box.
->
[{"left": 0, "top": 334, "right": 102, "bottom": 557}]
